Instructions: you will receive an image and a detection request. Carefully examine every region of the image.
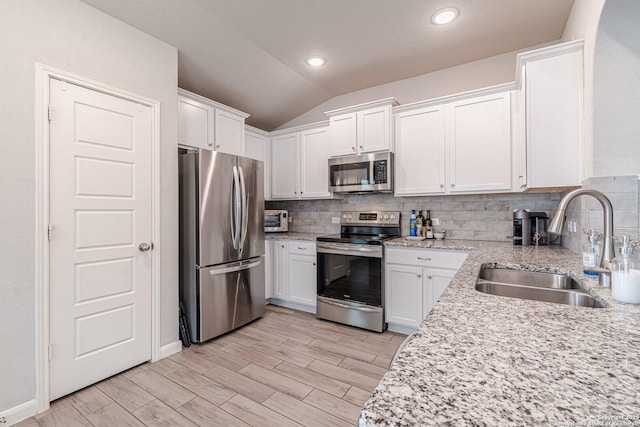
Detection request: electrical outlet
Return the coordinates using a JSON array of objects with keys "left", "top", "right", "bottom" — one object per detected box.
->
[
  {"left": 332, "top": 217, "right": 340, "bottom": 224},
  {"left": 431, "top": 218, "right": 440, "bottom": 226},
  {"left": 288, "top": 216, "right": 293, "bottom": 223}
]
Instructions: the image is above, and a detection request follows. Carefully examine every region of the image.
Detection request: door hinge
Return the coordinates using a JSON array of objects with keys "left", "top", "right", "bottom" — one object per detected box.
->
[
  {"left": 48, "top": 345, "right": 52, "bottom": 361},
  {"left": 47, "top": 224, "right": 53, "bottom": 241},
  {"left": 48, "top": 104, "right": 52, "bottom": 122}
]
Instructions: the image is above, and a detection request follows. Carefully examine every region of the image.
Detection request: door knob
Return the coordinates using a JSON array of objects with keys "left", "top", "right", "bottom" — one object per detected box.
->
[{"left": 138, "top": 242, "right": 152, "bottom": 252}]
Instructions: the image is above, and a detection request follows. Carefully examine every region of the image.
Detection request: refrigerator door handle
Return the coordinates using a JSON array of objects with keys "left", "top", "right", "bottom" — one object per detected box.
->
[
  {"left": 231, "top": 165, "right": 241, "bottom": 249},
  {"left": 238, "top": 166, "right": 248, "bottom": 251},
  {"left": 207, "top": 257, "right": 262, "bottom": 276}
]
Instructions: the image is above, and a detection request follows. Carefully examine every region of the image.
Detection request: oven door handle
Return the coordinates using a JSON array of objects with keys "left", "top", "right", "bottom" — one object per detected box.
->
[
  {"left": 318, "top": 296, "right": 381, "bottom": 313},
  {"left": 316, "top": 242, "right": 383, "bottom": 258}
]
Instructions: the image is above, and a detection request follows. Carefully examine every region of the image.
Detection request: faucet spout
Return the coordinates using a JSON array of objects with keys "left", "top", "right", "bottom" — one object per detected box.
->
[{"left": 549, "top": 188, "right": 615, "bottom": 285}]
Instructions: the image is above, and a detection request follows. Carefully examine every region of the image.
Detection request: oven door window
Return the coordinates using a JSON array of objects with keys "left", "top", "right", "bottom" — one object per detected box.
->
[
  {"left": 317, "top": 252, "right": 382, "bottom": 307},
  {"left": 264, "top": 214, "right": 282, "bottom": 228},
  {"left": 330, "top": 162, "right": 370, "bottom": 188}
]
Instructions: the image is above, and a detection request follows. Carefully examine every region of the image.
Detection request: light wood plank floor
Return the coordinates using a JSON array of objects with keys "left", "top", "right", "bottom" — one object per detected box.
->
[{"left": 19, "top": 305, "right": 405, "bottom": 427}]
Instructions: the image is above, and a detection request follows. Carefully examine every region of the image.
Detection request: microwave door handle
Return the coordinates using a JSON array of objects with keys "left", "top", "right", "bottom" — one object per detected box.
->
[{"left": 238, "top": 166, "right": 248, "bottom": 250}]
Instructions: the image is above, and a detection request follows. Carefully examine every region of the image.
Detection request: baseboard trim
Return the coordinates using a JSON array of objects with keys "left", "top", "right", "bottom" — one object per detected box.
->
[
  {"left": 386, "top": 323, "right": 416, "bottom": 335},
  {"left": 159, "top": 340, "right": 182, "bottom": 360},
  {"left": 267, "top": 299, "right": 316, "bottom": 314},
  {"left": 1, "top": 399, "right": 38, "bottom": 426}
]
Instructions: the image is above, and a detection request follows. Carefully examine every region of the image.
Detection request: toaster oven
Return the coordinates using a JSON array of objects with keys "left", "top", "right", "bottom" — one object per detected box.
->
[{"left": 264, "top": 210, "right": 288, "bottom": 233}]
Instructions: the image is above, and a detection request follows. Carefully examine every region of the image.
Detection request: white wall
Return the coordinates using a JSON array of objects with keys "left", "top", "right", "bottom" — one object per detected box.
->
[
  {"left": 593, "top": 0, "right": 640, "bottom": 177},
  {"left": 0, "top": 0, "right": 178, "bottom": 417},
  {"left": 277, "top": 42, "right": 555, "bottom": 130}
]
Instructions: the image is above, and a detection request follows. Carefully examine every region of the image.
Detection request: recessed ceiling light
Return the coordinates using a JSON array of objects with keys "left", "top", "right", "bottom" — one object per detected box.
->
[
  {"left": 432, "top": 8, "right": 459, "bottom": 25},
  {"left": 306, "top": 56, "right": 326, "bottom": 67}
]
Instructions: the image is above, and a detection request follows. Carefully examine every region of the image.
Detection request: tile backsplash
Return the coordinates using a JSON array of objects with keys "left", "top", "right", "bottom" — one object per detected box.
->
[
  {"left": 563, "top": 175, "right": 640, "bottom": 253},
  {"left": 267, "top": 192, "right": 564, "bottom": 243}
]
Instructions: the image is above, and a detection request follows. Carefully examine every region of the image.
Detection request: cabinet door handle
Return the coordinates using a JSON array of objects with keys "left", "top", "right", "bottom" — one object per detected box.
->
[
  {"left": 451, "top": 183, "right": 455, "bottom": 188},
  {"left": 297, "top": 247, "right": 306, "bottom": 250},
  {"left": 417, "top": 257, "right": 432, "bottom": 261},
  {"left": 281, "top": 245, "right": 285, "bottom": 248},
  {"left": 359, "top": 145, "right": 363, "bottom": 150},
  {"left": 417, "top": 273, "right": 422, "bottom": 278},
  {"left": 300, "top": 191, "right": 303, "bottom": 194},
  {"left": 427, "top": 275, "right": 432, "bottom": 279},
  {"left": 440, "top": 184, "right": 445, "bottom": 189},
  {"left": 313, "top": 262, "right": 316, "bottom": 266},
  {"left": 216, "top": 144, "right": 221, "bottom": 148}
]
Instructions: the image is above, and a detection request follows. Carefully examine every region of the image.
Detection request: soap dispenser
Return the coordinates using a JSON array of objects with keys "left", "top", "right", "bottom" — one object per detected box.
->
[
  {"left": 611, "top": 235, "right": 640, "bottom": 304},
  {"left": 582, "top": 228, "right": 601, "bottom": 276}
]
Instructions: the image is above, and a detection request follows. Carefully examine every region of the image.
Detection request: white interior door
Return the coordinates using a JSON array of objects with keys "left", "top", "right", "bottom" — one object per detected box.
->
[{"left": 49, "top": 78, "right": 153, "bottom": 400}]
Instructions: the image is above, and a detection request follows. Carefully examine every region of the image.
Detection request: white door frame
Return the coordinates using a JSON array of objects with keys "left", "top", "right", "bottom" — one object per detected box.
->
[{"left": 35, "top": 63, "right": 162, "bottom": 412}]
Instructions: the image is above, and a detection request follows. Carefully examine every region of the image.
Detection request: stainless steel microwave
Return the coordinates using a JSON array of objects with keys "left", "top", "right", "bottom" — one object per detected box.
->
[
  {"left": 264, "top": 209, "right": 288, "bottom": 233},
  {"left": 328, "top": 152, "right": 393, "bottom": 194}
]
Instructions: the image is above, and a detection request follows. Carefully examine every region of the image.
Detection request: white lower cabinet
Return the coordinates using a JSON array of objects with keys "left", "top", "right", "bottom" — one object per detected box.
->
[
  {"left": 385, "top": 247, "right": 468, "bottom": 334},
  {"left": 268, "top": 239, "right": 317, "bottom": 313}
]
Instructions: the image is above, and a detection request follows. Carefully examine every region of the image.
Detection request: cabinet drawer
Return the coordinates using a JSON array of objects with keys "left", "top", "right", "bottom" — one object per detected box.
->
[
  {"left": 385, "top": 247, "right": 467, "bottom": 269},
  {"left": 288, "top": 240, "right": 317, "bottom": 255}
]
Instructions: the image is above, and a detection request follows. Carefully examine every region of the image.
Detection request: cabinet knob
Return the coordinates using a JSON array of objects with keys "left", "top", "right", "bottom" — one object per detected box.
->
[
  {"left": 351, "top": 147, "right": 356, "bottom": 151},
  {"left": 427, "top": 275, "right": 433, "bottom": 279},
  {"left": 451, "top": 183, "right": 455, "bottom": 188},
  {"left": 518, "top": 175, "right": 523, "bottom": 179},
  {"left": 300, "top": 191, "right": 303, "bottom": 194},
  {"left": 216, "top": 144, "right": 221, "bottom": 148},
  {"left": 281, "top": 245, "right": 285, "bottom": 248},
  {"left": 440, "top": 184, "right": 445, "bottom": 189},
  {"left": 417, "top": 273, "right": 422, "bottom": 278},
  {"left": 359, "top": 145, "right": 363, "bottom": 150},
  {"left": 313, "top": 262, "right": 316, "bottom": 266}
]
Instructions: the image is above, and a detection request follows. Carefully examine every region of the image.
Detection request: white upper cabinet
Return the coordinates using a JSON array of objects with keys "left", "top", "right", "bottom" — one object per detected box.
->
[
  {"left": 270, "top": 123, "right": 332, "bottom": 200},
  {"left": 517, "top": 40, "right": 583, "bottom": 188},
  {"left": 326, "top": 98, "right": 398, "bottom": 157},
  {"left": 328, "top": 113, "right": 357, "bottom": 156},
  {"left": 299, "top": 127, "right": 331, "bottom": 198},
  {"left": 178, "top": 89, "right": 249, "bottom": 156},
  {"left": 214, "top": 108, "right": 245, "bottom": 156},
  {"left": 245, "top": 125, "right": 271, "bottom": 200},
  {"left": 447, "top": 92, "right": 512, "bottom": 193},
  {"left": 394, "top": 89, "right": 512, "bottom": 196},
  {"left": 178, "top": 94, "right": 214, "bottom": 149},
  {"left": 394, "top": 105, "right": 446, "bottom": 195},
  {"left": 271, "top": 132, "right": 299, "bottom": 199}
]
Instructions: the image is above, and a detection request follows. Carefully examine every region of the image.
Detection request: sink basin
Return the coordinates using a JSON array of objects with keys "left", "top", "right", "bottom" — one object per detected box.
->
[{"left": 476, "top": 268, "right": 604, "bottom": 308}]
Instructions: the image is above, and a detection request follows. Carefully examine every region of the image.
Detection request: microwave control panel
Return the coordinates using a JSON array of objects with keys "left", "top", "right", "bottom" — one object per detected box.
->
[{"left": 373, "top": 160, "right": 387, "bottom": 184}]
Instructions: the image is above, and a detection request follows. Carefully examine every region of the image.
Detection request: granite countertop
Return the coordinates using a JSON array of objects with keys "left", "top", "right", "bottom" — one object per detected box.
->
[
  {"left": 264, "top": 232, "right": 323, "bottom": 241},
  {"left": 360, "top": 240, "right": 640, "bottom": 426}
]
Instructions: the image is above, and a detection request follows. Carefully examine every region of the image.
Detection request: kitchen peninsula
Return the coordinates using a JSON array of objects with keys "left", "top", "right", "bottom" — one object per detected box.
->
[{"left": 360, "top": 240, "right": 640, "bottom": 426}]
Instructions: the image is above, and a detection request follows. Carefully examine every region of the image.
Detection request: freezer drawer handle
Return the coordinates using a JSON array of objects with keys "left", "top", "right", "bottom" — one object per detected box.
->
[{"left": 208, "top": 258, "right": 262, "bottom": 276}]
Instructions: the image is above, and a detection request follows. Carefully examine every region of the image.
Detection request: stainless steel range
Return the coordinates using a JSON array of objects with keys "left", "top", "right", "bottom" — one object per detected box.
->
[{"left": 316, "top": 211, "right": 400, "bottom": 332}]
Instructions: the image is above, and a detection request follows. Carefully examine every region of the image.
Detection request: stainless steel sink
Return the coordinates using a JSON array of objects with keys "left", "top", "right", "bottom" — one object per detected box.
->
[{"left": 475, "top": 268, "right": 605, "bottom": 308}]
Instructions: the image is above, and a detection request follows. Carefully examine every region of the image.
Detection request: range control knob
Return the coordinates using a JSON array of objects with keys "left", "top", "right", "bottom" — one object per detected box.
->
[
  {"left": 383, "top": 215, "right": 389, "bottom": 220},
  {"left": 390, "top": 214, "right": 396, "bottom": 219},
  {"left": 342, "top": 214, "right": 347, "bottom": 219},
  {"left": 347, "top": 215, "right": 353, "bottom": 220}
]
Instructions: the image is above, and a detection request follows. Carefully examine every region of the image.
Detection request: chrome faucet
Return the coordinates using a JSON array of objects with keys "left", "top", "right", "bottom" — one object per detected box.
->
[{"left": 548, "top": 188, "right": 615, "bottom": 287}]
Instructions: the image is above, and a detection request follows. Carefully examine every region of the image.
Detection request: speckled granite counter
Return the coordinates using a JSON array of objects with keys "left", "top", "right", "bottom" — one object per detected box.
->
[
  {"left": 360, "top": 239, "right": 640, "bottom": 426},
  {"left": 264, "top": 232, "right": 323, "bottom": 241}
]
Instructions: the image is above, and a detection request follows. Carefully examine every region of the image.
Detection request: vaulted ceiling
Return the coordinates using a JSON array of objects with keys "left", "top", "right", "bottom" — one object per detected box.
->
[{"left": 80, "top": 0, "right": 574, "bottom": 130}]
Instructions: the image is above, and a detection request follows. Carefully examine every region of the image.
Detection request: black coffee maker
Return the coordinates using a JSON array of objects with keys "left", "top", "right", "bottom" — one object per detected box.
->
[{"left": 513, "top": 210, "right": 549, "bottom": 246}]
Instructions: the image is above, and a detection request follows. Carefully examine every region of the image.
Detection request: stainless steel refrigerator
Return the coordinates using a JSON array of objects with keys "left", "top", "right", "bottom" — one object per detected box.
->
[{"left": 179, "top": 148, "right": 265, "bottom": 342}]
